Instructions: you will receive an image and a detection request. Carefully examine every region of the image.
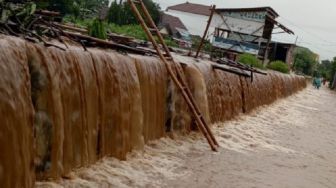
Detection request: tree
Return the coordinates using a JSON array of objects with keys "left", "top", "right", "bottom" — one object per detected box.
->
[
  {"left": 107, "top": 0, "right": 161, "bottom": 25},
  {"left": 36, "top": 0, "right": 108, "bottom": 18},
  {"left": 293, "top": 47, "right": 318, "bottom": 75},
  {"left": 317, "top": 60, "right": 332, "bottom": 79},
  {"left": 36, "top": 0, "right": 73, "bottom": 14},
  {"left": 329, "top": 58, "right": 336, "bottom": 88}
]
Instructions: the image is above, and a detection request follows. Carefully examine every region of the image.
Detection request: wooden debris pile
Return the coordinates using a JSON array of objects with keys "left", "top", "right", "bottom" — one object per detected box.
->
[
  {"left": 217, "top": 58, "right": 267, "bottom": 82},
  {"left": 0, "top": 1, "right": 154, "bottom": 55}
]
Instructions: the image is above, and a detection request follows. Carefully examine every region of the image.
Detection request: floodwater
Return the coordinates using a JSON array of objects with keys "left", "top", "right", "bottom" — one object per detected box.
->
[{"left": 36, "top": 85, "right": 336, "bottom": 188}]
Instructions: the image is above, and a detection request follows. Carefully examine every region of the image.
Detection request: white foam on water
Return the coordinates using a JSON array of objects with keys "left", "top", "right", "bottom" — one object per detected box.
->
[
  {"left": 36, "top": 86, "right": 336, "bottom": 188},
  {"left": 36, "top": 135, "right": 201, "bottom": 188},
  {"left": 36, "top": 105, "right": 297, "bottom": 188}
]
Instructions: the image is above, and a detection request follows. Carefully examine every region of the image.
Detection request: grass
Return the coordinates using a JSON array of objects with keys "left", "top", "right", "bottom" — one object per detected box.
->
[
  {"left": 267, "top": 60, "right": 290, "bottom": 74},
  {"left": 107, "top": 24, "right": 147, "bottom": 40}
]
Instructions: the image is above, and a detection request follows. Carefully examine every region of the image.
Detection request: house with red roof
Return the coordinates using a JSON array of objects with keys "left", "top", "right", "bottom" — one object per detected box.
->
[
  {"left": 166, "top": 2, "right": 212, "bottom": 36},
  {"left": 166, "top": 2, "right": 294, "bottom": 62},
  {"left": 159, "top": 13, "right": 192, "bottom": 48}
]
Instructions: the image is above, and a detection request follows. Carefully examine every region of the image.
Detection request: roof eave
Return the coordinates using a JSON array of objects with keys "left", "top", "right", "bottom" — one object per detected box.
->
[{"left": 215, "top": 7, "right": 279, "bottom": 18}]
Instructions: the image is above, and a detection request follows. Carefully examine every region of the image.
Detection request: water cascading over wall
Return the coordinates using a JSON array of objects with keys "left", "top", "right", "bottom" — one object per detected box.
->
[{"left": 0, "top": 36, "right": 306, "bottom": 188}]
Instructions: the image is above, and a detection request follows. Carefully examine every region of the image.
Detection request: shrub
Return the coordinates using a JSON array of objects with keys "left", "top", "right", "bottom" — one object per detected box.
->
[
  {"left": 267, "top": 60, "right": 290, "bottom": 74},
  {"left": 238, "top": 53, "right": 264, "bottom": 69},
  {"left": 88, "top": 19, "right": 107, "bottom": 39}
]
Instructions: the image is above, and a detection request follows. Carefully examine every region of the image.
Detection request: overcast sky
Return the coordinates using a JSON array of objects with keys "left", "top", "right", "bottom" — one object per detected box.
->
[{"left": 153, "top": 0, "right": 336, "bottom": 61}]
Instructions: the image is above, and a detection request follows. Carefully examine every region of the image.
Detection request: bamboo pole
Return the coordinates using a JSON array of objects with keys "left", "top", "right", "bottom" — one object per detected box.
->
[
  {"left": 141, "top": 0, "right": 219, "bottom": 148},
  {"left": 195, "top": 5, "right": 216, "bottom": 59},
  {"left": 52, "top": 22, "right": 134, "bottom": 42},
  {"left": 56, "top": 29, "right": 152, "bottom": 55},
  {"left": 128, "top": 0, "right": 218, "bottom": 151},
  {"left": 137, "top": 0, "right": 172, "bottom": 57},
  {"left": 212, "top": 64, "right": 251, "bottom": 77},
  {"left": 132, "top": 0, "right": 219, "bottom": 147}
]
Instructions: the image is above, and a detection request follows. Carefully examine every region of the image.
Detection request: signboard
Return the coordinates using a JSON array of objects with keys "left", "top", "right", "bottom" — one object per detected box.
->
[
  {"left": 223, "top": 11, "right": 266, "bottom": 23},
  {"left": 212, "top": 36, "right": 260, "bottom": 55},
  {"left": 212, "top": 11, "right": 266, "bottom": 37}
]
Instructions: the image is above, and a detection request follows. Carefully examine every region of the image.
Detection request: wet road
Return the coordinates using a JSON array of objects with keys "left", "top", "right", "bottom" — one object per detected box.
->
[
  {"left": 166, "top": 85, "right": 336, "bottom": 188},
  {"left": 36, "top": 85, "right": 336, "bottom": 188}
]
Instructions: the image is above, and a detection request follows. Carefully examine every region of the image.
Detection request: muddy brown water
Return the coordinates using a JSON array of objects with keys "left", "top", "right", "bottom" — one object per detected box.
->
[
  {"left": 166, "top": 86, "right": 336, "bottom": 188},
  {"left": 0, "top": 35, "right": 306, "bottom": 187},
  {"left": 36, "top": 86, "right": 336, "bottom": 188}
]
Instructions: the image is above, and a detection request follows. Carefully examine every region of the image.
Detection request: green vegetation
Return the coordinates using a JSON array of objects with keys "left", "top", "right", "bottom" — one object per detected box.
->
[
  {"left": 238, "top": 53, "right": 265, "bottom": 69},
  {"left": 107, "top": 24, "right": 178, "bottom": 47},
  {"left": 293, "top": 47, "right": 318, "bottom": 75},
  {"left": 108, "top": 24, "right": 147, "bottom": 40},
  {"left": 63, "top": 17, "right": 143, "bottom": 38},
  {"left": 316, "top": 60, "right": 332, "bottom": 79},
  {"left": 63, "top": 17, "right": 178, "bottom": 46},
  {"left": 313, "top": 58, "right": 336, "bottom": 88},
  {"left": 36, "top": 0, "right": 109, "bottom": 18},
  {"left": 191, "top": 36, "right": 212, "bottom": 52},
  {"left": 51, "top": 0, "right": 170, "bottom": 43},
  {"left": 293, "top": 46, "right": 336, "bottom": 89},
  {"left": 318, "top": 58, "right": 336, "bottom": 87},
  {"left": 0, "top": 1, "right": 37, "bottom": 24},
  {"left": 108, "top": 0, "right": 160, "bottom": 25},
  {"left": 62, "top": 15, "right": 93, "bottom": 27},
  {"left": 330, "top": 60, "right": 336, "bottom": 88},
  {"left": 88, "top": 19, "right": 107, "bottom": 39},
  {"left": 267, "top": 60, "right": 290, "bottom": 74}
]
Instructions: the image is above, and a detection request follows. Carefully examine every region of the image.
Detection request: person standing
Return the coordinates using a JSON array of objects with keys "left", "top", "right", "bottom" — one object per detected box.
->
[{"left": 313, "top": 76, "right": 322, "bottom": 89}]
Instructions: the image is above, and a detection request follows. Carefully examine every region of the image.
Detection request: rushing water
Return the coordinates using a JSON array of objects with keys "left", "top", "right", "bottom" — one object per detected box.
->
[
  {"left": 0, "top": 36, "right": 35, "bottom": 188},
  {"left": 0, "top": 35, "right": 306, "bottom": 188},
  {"left": 35, "top": 86, "right": 336, "bottom": 188}
]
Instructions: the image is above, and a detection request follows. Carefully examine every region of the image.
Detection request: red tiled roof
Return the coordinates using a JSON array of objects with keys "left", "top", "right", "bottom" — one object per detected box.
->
[
  {"left": 161, "top": 13, "right": 188, "bottom": 35},
  {"left": 167, "top": 2, "right": 211, "bottom": 16}
]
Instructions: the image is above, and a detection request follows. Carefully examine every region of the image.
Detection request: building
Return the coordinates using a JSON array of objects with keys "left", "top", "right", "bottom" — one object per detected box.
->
[
  {"left": 165, "top": 2, "right": 294, "bottom": 62},
  {"left": 166, "top": 2, "right": 212, "bottom": 36},
  {"left": 210, "top": 7, "right": 294, "bottom": 61},
  {"left": 159, "top": 13, "right": 192, "bottom": 48},
  {"left": 268, "top": 42, "right": 296, "bottom": 66}
]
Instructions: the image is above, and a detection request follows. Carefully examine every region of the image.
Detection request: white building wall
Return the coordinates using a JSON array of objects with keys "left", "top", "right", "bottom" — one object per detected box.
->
[
  {"left": 165, "top": 9, "right": 215, "bottom": 37},
  {"left": 165, "top": 10, "right": 266, "bottom": 41}
]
